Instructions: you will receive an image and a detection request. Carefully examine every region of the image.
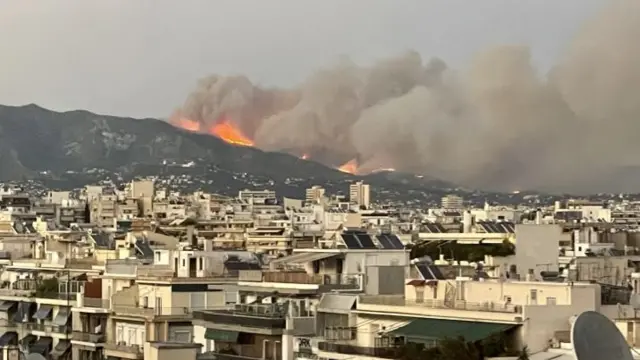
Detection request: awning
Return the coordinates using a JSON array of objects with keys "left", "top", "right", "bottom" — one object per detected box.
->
[
  {"left": 12, "top": 302, "right": 33, "bottom": 323},
  {"left": 389, "top": 319, "right": 518, "bottom": 343},
  {"left": 317, "top": 294, "right": 356, "bottom": 314},
  {"left": 0, "top": 301, "right": 17, "bottom": 312},
  {"left": 204, "top": 329, "right": 239, "bottom": 342},
  {"left": 0, "top": 332, "right": 18, "bottom": 346},
  {"left": 52, "top": 340, "right": 71, "bottom": 357},
  {"left": 29, "top": 336, "right": 53, "bottom": 355},
  {"left": 53, "top": 307, "right": 71, "bottom": 326},
  {"left": 20, "top": 334, "right": 36, "bottom": 346},
  {"left": 34, "top": 305, "right": 53, "bottom": 320}
]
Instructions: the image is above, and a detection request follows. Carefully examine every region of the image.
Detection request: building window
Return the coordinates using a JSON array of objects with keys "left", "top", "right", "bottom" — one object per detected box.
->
[
  {"left": 156, "top": 252, "right": 161, "bottom": 262},
  {"left": 143, "top": 296, "right": 148, "bottom": 308},
  {"left": 546, "top": 297, "right": 557, "bottom": 305},
  {"left": 199, "top": 257, "right": 204, "bottom": 270},
  {"left": 530, "top": 289, "right": 538, "bottom": 304},
  {"left": 182, "top": 259, "right": 186, "bottom": 267}
]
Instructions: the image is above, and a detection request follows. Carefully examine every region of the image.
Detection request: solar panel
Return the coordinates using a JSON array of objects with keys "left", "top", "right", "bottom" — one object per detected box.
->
[
  {"left": 342, "top": 233, "right": 362, "bottom": 249},
  {"left": 416, "top": 265, "right": 433, "bottom": 280},
  {"left": 428, "top": 265, "right": 445, "bottom": 280},
  {"left": 503, "top": 222, "right": 515, "bottom": 233},
  {"left": 135, "top": 239, "right": 154, "bottom": 259},
  {"left": 356, "top": 234, "right": 377, "bottom": 249},
  {"left": 376, "top": 235, "right": 395, "bottom": 249},
  {"left": 386, "top": 234, "right": 404, "bottom": 249}
]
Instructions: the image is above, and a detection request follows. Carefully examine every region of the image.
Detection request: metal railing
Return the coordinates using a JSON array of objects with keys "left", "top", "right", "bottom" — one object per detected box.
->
[
  {"left": 25, "top": 322, "right": 71, "bottom": 334},
  {"left": 261, "top": 272, "right": 360, "bottom": 287},
  {"left": 82, "top": 297, "right": 110, "bottom": 309},
  {"left": 104, "top": 342, "right": 143, "bottom": 356},
  {"left": 318, "top": 341, "right": 400, "bottom": 359},
  {"left": 72, "top": 331, "right": 106, "bottom": 343},
  {"left": 197, "top": 352, "right": 263, "bottom": 360},
  {"left": 358, "top": 296, "right": 522, "bottom": 314},
  {"left": 193, "top": 308, "right": 286, "bottom": 329}
]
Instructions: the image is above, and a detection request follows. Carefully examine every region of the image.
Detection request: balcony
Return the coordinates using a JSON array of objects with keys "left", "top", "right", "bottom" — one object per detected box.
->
[
  {"left": 261, "top": 272, "right": 359, "bottom": 287},
  {"left": 111, "top": 305, "right": 191, "bottom": 317},
  {"left": 72, "top": 331, "right": 106, "bottom": 343},
  {"left": 359, "top": 296, "right": 523, "bottom": 314},
  {"left": 193, "top": 304, "right": 286, "bottom": 331},
  {"left": 318, "top": 341, "right": 400, "bottom": 359},
  {"left": 26, "top": 322, "right": 71, "bottom": 334},
  {"left": 104, "top": 342, "right": 144, "bottom": 359},
  {"left": 81, "top": 297, "right": 110, "bottom": 310}
]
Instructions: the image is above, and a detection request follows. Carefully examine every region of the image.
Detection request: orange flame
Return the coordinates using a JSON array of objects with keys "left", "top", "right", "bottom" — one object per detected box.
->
[
  {"left": 174, "top": 118, "right": 201, "bottom": 132},
  {"left": 209, "top": 120, "right": 254, "bottom": 147},
  {"left": 338, "top": 159, "right": 358, "bottom": 174}
]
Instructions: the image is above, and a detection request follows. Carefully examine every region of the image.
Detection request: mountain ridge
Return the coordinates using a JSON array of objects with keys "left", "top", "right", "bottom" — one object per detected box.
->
[{"left": 0, "top": 103, "right": 464, "bottom": 201}]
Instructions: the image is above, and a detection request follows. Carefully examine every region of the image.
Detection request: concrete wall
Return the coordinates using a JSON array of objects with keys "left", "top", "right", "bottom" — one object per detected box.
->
[{"left": 514, "top": 224, "right": 561, "bottom": 276}]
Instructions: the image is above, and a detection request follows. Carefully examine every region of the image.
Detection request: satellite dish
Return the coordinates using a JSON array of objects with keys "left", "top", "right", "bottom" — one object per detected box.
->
[{"left": 571, "top": 311, "right": 633, "bottom": 360}]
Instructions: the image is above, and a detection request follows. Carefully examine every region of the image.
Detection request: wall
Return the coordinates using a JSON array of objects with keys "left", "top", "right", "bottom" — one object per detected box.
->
[
  {"left": 138, "top": 284, "right": 172, "bottom": 311},
  {"left": 521, "top": 305, "right": 586, "bottom": 353},
  {"left": 365, "top": 266, "right": 406, "bottom": 296},
  {"left": 514, "top": 224, "right": 561, "bottom": 276},
  {"left": 115, "top": 321, "right": 145, "bottom": 346}
]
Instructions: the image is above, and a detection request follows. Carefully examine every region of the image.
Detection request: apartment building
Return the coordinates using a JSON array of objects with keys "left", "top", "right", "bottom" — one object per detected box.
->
[
  {"left": 192, "top": 239, "right": 408, "bottom": 360},
  {"left": 99, "top": 254, "right": 238, "bottom": 360}
]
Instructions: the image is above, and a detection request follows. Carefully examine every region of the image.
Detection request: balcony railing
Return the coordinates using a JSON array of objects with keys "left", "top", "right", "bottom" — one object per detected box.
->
[
  {"left": 0, "top": 319, "right": 17, "bottom": 328},
  {"left": 82, "top": 297, "right": 110, "bottom": 309},
  {"left": 260, "top": 271, "right": 361, "bottom": 287},
  {"left": 197, "top": 352, "right": 263, "bottom": 360},
  {"left": 104, "top": 342, "right": 143, "bottom": 357},
  {"left": 26, "top": 322, "right": 71, "bottom": 334},
  {"left": 193, "top": 306, "right": 286, "bottom": 329},
  {"left": 318, "top": 341, "right": 400, "bottom": 359},
  {"left": 358, "top": 296, "right": 522, "bottom": 314},
  {"left": 72, "top": 331, "right": 106, "bottom": 343}
]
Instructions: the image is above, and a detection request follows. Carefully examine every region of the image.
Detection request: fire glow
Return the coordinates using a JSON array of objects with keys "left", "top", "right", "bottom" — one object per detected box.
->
[
  {"left": 174, "top": 118, "right": 253, "bottom": 147},
  {"left": 209, "top": 120, "right": 254, "bottom": 147},
  {"left": 338, "top": 159, "right": 358, "bottom": 174}
]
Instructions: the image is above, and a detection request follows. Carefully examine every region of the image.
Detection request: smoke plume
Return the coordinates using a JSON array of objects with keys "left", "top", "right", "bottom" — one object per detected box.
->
[{"left": 172, "top": 2, "right": 640, "bottom": 193}]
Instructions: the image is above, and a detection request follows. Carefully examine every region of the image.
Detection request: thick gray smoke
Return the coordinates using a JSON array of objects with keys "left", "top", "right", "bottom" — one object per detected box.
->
[{"left": 173, "top": 2, "right": 640, "bottom": 193}]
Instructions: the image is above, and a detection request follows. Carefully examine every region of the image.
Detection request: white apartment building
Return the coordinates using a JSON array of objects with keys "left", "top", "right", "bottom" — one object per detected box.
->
[
  {"left": 441, "top": 194, "right": 464, "bottom": 209},
  {"left": 349, "top": 182, "right": 370, "bottom": 210}
]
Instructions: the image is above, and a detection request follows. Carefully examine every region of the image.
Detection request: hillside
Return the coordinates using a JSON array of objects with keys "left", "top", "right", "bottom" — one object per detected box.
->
[{"left": 0, "top": 104, "right": 470, "bottom": 202}]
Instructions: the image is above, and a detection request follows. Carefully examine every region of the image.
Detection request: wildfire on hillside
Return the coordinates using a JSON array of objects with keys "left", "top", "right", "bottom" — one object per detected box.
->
[
  {"left": 338, "top": 159, "right": 358, "bottom": 175},
  {"left": 209, "top": 120, "right": 254, "bottom": 147}
]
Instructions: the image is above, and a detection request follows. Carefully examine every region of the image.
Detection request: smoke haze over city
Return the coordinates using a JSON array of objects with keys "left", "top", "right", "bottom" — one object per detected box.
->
[{"left": 171, "top": 2, "right": 640, "bottom": 192}]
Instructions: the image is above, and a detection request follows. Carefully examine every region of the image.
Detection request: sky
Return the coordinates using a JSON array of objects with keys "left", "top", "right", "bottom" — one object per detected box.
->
[{"left": 0, "top": 0, "right": 606, "bottom": 119}]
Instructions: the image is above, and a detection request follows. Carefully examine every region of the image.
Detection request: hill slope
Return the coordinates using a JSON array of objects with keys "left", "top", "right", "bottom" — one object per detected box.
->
[{"left": 0, "top": 104, "right": 466, "bottom": 202}]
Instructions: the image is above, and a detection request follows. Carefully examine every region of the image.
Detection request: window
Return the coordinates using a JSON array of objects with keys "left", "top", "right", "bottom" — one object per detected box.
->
[
  {"left": 142, "top": 296, "right": 149, "bottom": 308},
  {"left": 182, "top": 258, "right": 186, "bottom": 267},
  {"left": 199, "top": 257, "right": 204, "bottom": 270},
  {"left": 156, "top": 252, "right": 161, "bottom": 262},
  {"left": 530, "top": 289, "right": 538, "bottom": 304},
  {"left": 546, "top": 297, "right": 557, "bottom": 305},
  {"left": 415, "top": 287, "right": 425, "bottom": 303}
]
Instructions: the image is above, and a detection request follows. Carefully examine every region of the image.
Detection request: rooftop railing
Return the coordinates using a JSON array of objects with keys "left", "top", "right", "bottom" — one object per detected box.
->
[
  {"left": 358, "top": 296, "right": 522, "bottom": 314},
  {"left": 318, "top": 341, "right": 399, "bottom": 359},
  {"left": 72, "top": 331, "right": 106, "bottom": 343}
]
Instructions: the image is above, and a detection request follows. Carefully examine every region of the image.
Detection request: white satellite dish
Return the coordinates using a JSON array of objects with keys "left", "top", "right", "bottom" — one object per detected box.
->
[{"left": 571, "top": 311, "right": 633, "bottom": 360}]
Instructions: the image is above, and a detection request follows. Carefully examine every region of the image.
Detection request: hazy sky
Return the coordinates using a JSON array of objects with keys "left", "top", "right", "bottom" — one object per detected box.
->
[{"left": 0, "top": 0, "right": 605, "bottom": 119}]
